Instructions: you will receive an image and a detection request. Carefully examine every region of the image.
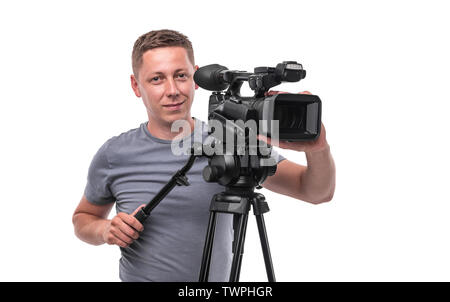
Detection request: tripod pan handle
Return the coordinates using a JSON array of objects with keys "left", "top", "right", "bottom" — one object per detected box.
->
[{"left": 134, "top": 208, "right": 149, "bottom": 224}]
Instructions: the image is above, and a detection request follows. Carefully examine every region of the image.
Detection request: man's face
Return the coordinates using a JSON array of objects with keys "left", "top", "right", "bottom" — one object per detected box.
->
[{"left": 131, "top": 46, "right": 197, "bottom": 127}]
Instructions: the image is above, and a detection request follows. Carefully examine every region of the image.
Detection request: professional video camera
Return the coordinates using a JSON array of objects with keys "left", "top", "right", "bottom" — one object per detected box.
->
[{"left": 194, "top": 61, "right": 322, "bottom": 142}]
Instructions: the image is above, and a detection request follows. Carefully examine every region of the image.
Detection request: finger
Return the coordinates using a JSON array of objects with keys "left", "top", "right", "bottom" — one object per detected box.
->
[
  {"left": 257, "top": 134, "right": 269, "bottom": 143},
  {"left": 116, "top": 218, "right": 140, "bottom": 240},
  {"left": 131, "top": 204, "right": 146, "bottom": 216},
  {"left": 258, "top": 134, "right": 298, "bottom": 149},
  {"left": 111, "top": 234, "right": 129, "bottom": 248},
  {"left": 264, "top": 90, "right": 279, "bottom": 96},
  {"left": 119, "top": 211, "right": 144, "bottom": 232},
  {"left": 112, "top": 214, "right": 140, "bottom": 240},
  {"left": 122, "top": 204, "right": 146, "bottom": 232},
  {"left": 265, "top": 90, "right": 290, "bottom": 96},
  {"left": 299, "top": 91, "right": 312, "bottom": 95},
  {"left": 258, "top": 135, "right": 277, "bottom": 147},
  {"left": 110, "top": 224, "right": 135, "bottom": 245}
]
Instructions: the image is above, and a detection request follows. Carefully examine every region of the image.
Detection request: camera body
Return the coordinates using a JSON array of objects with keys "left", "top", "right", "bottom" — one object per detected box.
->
[{"left": 194, "top": 61, "right": 322, "bottom": 142}]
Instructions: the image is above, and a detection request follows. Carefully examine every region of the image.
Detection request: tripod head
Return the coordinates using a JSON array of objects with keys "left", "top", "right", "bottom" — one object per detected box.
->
[
  {"left": 199, "top": 119, "right": 278, "bottom": 190},
  {"left": 202, "top": 149, "right": 277, "bottom": 190}
]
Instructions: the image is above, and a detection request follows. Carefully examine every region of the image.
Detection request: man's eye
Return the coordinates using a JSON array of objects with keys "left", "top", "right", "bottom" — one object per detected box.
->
[
  {"left": 151, "top": 76, "right": 160, "bottom": 82},
  {"left": 177, "top": 74, "right": 186, "bottom": 79}
]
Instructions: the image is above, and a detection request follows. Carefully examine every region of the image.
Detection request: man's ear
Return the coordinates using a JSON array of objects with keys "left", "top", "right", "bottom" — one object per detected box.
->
[
  {"left": 194, "top": 65, "right": 199, "bottom": 90},
  {"left": 130, "top": 74, "right": 142, "bottom": 97}
]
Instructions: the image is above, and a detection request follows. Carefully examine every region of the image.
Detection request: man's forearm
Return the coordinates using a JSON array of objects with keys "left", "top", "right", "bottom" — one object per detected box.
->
[
  {"left": 73, "top": 214, "right": 110, "bottom": 246},
  {"left": 300, "top": 144, "right": 336, "bottom": 203}
]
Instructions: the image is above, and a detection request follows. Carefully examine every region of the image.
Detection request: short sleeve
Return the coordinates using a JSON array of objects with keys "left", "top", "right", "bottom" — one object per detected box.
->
[
  {"left": 259, "top": 146, "right": 286, "bottom": 167},
  {"left": 84, "top": 141, "right": 115, "bottom": 205},
  {"left": 272, "top": 147, "right": 286, "bottom": 164}
]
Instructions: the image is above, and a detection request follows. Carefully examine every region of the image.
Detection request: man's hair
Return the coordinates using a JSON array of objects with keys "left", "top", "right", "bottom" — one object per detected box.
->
[{"left": 132, "top": 29, "right": 195, "bottom": 79}]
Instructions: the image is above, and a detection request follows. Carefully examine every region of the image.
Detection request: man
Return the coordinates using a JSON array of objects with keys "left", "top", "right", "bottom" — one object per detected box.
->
[{"left": 72, "top": 29, "right": 335, "bottom": 281}]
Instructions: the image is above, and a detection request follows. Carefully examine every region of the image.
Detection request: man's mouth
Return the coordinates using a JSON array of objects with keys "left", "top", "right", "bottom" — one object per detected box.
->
[{"left": 163, "top": 100, "right": 185, "bottom": 108}]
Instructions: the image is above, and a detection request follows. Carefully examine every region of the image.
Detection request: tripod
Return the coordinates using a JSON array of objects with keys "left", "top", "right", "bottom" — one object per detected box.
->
[
  {"left": 198, "top": 184, "right": 275, "bottom": 282},
  {"left": 197, "top": 137, "right": 277, "bottom": 282}
]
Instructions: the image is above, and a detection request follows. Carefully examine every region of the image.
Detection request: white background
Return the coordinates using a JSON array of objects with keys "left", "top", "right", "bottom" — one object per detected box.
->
[{"left": 0, "top": 0, "right": 449, "bottom": 281}]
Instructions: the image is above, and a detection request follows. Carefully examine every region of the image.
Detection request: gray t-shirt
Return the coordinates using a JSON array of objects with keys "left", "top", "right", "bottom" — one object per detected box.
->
[{"left": 84, "top": 118, "right": 284, "bottom": 282}]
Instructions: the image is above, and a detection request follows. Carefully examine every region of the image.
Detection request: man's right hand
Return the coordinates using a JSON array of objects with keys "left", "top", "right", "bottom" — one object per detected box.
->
[{"left": 102, "top": 205, "right": 145, "bottom": 248}]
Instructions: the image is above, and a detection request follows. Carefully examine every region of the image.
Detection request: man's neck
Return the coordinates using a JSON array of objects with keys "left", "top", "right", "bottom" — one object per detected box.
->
[{"left": 147, "top": 117, "right": 195, "bottom": 141}]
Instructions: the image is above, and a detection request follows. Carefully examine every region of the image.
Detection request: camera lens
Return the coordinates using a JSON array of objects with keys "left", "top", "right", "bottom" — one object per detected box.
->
[{"left": 274, "top": 104, "right": 305, "bottom": 130}]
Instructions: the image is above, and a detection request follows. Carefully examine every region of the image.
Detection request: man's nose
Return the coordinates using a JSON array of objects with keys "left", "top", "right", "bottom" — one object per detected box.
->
[{"left": 165, "top": 78, "right": 180, "bottom": 98}]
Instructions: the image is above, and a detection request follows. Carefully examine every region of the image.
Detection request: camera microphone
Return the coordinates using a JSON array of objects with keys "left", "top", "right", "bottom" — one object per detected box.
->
[{"left": 194, "top": 64, "right": 229, "bottom": 91}]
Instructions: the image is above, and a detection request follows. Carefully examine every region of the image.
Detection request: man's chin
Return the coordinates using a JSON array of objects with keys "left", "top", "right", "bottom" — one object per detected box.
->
[{"left": 163, "top": 114, "right": 192, "bottom": 125}]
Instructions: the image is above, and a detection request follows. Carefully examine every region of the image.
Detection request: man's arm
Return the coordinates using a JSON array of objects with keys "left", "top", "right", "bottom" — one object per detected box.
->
[
  {"left": 262, "top": 145, "right": 336, "bottom": 204},
  {"left": 259, "top": 90, "right": 335, "bottom": 204},
  {"left": 72, "top": 195, "right": 144, "bottom": 247}
]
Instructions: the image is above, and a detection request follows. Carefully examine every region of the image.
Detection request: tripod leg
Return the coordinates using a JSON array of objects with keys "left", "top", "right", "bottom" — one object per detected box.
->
[
  {"left": 229, "top": 213, "right": 249, "bottom": 282},
  {"left": 199, "top": 211, "right": 217, "bottom": 282},
  {"left": 254, "top": 214, "right": 276, "bottom": 282}
]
